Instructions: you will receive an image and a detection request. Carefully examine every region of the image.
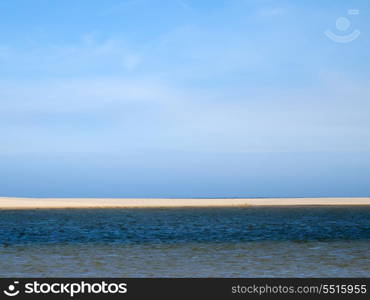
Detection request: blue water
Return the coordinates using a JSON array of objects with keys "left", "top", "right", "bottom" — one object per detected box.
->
[{"left": 0, "top": 207, "right": 369, "bottom": 277}]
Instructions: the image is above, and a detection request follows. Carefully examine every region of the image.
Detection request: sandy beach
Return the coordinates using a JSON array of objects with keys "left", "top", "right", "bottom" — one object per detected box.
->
[{"left": 0, "top": 197, "right": 369, "bottom": 209}]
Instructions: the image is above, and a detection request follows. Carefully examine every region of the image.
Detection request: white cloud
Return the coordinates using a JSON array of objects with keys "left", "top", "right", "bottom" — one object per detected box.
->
[
  {"left": 0, "top": 78, "right": 178, "bottom": 115},
  {"left": 1, "top": 72, "right": 370, "bottom": 155}
]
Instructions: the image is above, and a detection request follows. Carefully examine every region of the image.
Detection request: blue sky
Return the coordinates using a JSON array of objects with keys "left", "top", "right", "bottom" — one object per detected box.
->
[{"left": 1, "top": 0, "right": 370, "bottom": 197}]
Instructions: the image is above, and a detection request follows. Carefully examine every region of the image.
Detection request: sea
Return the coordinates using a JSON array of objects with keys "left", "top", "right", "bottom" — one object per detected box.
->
[{"left": 0, "top": 206, "right": 369, "bottom": 277}]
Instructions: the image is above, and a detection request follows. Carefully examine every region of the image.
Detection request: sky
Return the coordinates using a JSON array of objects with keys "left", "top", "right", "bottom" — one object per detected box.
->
[{"left": 0, "top": 0, "right": 370, "bottom": 197}]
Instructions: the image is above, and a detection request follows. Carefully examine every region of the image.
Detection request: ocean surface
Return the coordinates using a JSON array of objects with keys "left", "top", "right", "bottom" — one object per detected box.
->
[{"left": 0, "top": 206, "right": 369, "bottom": 277}]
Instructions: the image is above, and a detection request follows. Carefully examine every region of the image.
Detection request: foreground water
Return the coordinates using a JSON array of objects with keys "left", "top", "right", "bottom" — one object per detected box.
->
[{"left": 0, "top": 207, "right": 369, "bottom": 277}]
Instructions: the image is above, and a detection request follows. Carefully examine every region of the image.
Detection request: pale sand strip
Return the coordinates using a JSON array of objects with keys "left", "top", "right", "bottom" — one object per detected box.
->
[{"left": 0, "top": 197, "right": 370, "bottom": 209}]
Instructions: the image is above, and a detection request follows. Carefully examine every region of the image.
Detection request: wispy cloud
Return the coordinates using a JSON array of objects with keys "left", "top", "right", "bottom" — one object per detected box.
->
[
  {"left": 0, "top": 34, "right": 142, "bottom": 74},
  {"left": 1, "top": 1, "right": 369, "bottom": 156},
  {"left": 1, "top": 71, "right": 369, "bottom": 155}
]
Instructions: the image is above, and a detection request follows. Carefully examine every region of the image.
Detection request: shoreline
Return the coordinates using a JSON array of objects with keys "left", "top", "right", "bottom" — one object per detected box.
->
[{"left": 1, "top": 197, "right": 370, "bottom": 209}]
